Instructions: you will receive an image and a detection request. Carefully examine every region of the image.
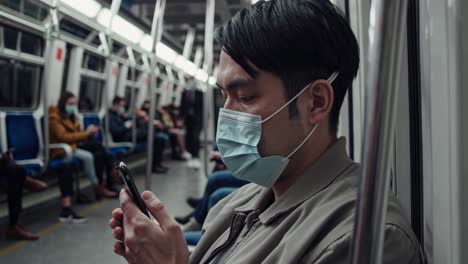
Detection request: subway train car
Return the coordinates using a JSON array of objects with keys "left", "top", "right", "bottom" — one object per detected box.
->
[{"left": 0, "top": 0, "right": 467, "bottom": 263}]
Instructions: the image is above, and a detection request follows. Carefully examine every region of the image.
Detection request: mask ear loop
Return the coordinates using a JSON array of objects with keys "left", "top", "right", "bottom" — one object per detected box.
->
[
  {"left": 287, "top": 123, "right": 319, "bottom": 159},
  {"left": 255, "top": 72, "right": 340, "bottom": 124}
]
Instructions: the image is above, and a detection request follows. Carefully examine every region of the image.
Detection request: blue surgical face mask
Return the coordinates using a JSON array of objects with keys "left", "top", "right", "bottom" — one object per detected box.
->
[
  {"left": 118, "top": 107, "right": 125, "bottom": 114},
  {"left": 216, "top": 72, "right": 339, "bottom": 187},
  {"left": 65, "top": 105, "right": 75, "bottom": 116}
]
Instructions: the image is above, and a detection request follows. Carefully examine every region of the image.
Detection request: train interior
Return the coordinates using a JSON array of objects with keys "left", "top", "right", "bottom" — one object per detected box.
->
[{"left": 0, "top": 0, "right": 467, "bottom": 263}]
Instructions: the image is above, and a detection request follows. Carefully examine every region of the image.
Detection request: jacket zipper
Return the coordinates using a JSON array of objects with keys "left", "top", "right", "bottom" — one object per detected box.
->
[{"left": 202, "top": 213, "right": 247, "bottom": 264}]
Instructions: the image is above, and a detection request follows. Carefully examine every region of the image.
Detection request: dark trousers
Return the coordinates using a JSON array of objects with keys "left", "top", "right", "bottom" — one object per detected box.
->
[
  {"left": 169, "top": 133, "right": 180, "bottom": 157},
  {"left": 1, "top": 163, "right": 26, "bottom": 226},
  {"left": 78, "top": 141, "right": 115, "bottom": 187},
  {"left": 185, "top": 117, "right": 202, "bottom": 158},
  {"left": 151, "top": 137, "right": 165, "bottom": 168},
  {"left": 134, "top": 133, "right": 166, "bottom": 168},
  {"left": 57, "top": 166, "right": 74, "bottom": 198}
]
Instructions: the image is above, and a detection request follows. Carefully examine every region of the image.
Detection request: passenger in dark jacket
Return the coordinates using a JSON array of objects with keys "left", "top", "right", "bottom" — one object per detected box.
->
[{"left": 109, "top": 96, "right": 167, "bottom": 173}]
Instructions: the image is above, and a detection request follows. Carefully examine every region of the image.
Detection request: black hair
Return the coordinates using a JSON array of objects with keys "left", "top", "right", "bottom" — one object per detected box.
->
[
  {"left": 112, "top": 96, "right": 124, "bottom": 106},
  {"left": 58, "top": 91, "right": 76, "bottom": 119},
  {"left": 214, "top": 0, "right": 360, "bottom": 133}
]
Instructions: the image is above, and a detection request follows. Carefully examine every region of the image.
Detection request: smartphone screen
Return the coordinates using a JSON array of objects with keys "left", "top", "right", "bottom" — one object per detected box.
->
[{"left": 113, "top": 162, "right": 150, "bottom": 218}]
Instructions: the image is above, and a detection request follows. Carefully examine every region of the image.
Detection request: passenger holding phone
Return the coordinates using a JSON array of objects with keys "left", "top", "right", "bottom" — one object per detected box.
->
[
  {"left": 109, "top": 1, "right": 422, "bottom": 263},
  {"left": 50, "top": 92, "right": 118, "bottom": 205}
]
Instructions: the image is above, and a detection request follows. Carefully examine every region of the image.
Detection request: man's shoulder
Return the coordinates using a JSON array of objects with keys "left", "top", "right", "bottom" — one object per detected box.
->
[{"left": 305, "top": 221, "right": 422, "bottom": 264}]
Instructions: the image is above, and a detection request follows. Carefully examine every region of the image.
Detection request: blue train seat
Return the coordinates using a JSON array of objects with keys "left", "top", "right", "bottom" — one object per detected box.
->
[
  {"left": 82, "top": 114, "right": 131, "bottom": 157},
  {"left": 5, "top": 112, "right": 79, "bottom": 177}
]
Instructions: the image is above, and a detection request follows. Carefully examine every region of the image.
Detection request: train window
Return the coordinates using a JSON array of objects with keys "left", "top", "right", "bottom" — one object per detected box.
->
[
  {"left": 20, "top": 31, "right": 43, "bottom": 56},
  {"left": 0, "top": 58, "right": 41, "bottom": 110},
  {"left": 59, "top": 19, "right": 93, "bottom": 40},
  {"left": 3, "top": 26, "right": 18, "bottom": 50},
  {"left": 82, "top": 52, "right": 105, "bottom": 73},
  {"left": 0, "top": 0, "right": 20, "bottom": 11},
  {"left": 23, "top": 0, "right": 48, "bottom": 21},
  {"left": 79, "top": 76, "right": 104, "bottom": 112},
  {"left": 124, "top": 87, "right": 140, "bottom": 113},
  {"left": 127, "top": 68, "right": 140, "bottom": 81}
]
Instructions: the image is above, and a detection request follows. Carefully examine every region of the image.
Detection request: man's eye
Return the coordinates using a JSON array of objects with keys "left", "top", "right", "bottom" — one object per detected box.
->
[{"left": 237, "top": 96, "right": 254, "bottom": 103}]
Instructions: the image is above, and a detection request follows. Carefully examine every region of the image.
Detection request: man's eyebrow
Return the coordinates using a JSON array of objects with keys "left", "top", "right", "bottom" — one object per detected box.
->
[{"left": 216, "top": 79, "right": 254, "bottom": 91}]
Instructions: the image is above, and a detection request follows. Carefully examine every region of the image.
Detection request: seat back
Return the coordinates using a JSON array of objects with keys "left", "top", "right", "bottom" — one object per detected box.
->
[{"left": 5, "top": 113, "right": 41, "bottom": 161}]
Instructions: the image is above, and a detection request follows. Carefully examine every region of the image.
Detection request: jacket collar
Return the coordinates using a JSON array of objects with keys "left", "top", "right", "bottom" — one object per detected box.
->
[{"left": 234, "top": 137, "right": 354, "bottom": 224}]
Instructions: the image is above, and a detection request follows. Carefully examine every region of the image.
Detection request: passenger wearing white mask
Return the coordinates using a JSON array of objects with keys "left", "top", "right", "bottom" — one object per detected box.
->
[{"left": 108, "top": 0, "right": 423, "bottom": 263}]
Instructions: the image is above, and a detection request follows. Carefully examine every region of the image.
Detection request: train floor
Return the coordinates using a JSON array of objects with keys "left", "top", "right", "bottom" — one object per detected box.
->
[{"left": 0, "top": 158, "right": 207, "bottom": 264}]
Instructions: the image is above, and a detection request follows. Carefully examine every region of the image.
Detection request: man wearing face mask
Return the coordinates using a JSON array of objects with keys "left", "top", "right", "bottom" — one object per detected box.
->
[
  {"left": 109, "top": 97, "right": 168, "bottom": 173},
  {"left": 108, "top": 0, "right": 423, "bottom": 263}
]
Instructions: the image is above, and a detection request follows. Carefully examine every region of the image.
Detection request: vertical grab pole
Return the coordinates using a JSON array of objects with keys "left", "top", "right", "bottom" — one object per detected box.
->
[
  {"left": 350, "top": 0, "right": 408, "bottom": 263},
  {"left": 42, "top": 0, "right": 59, "bottom": 166},
  {"left": 203, "top": 0, "right": 216, "bottom": 177},
  {"left": 103, "top": 0, "right": 122, "bottom": 149},
  {"left": 127, "top": 47, "right": 138, "bottom": 148},
  {"left": 145, "top": 0, "right": 167, "bottom": 191}
]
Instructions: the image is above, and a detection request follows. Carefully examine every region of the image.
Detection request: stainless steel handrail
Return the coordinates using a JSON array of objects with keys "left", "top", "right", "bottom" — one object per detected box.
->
[
  {"left": 145, "top": 0, "right": 167, "bottom": 191},
  {"left": 203, "top": 0, "right": 216, "bottom": 177},
  {"left": 350, "top": 0, "right": 408, "bottom": 263}
]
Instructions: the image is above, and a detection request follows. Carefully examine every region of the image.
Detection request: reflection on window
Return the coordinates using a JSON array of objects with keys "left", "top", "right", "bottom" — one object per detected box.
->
[
  {"left": 79, "top": 77, "right": 104, "bottom": 113},
  {"left": 23, "top": 0, "right": 48, "bottom": 20},
  {"left": 0, "top": 0, "right": 20, "bottom": 11},
  {"left": 0, "top": 58, "right": 42, "bottom": 110},
  {"left": 1, "top": 25, "right": 44, "bottom": 55},
  {"left": 3, "top": 26, "right": 18, "bottom": 50},
  {"left": 20, "top": 31, "right": 43, "bottom": 56},
  {"left": 124, "top": 87, "right": 139, "bottom": 114},
  {"left": 0, "top": 0, "right": 48, "bottom": 20},
  {"left": 82, "top": 52, "right": 105, "bottom": 73}
]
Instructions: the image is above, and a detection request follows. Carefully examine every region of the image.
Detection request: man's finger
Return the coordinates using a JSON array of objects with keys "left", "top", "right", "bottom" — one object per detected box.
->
[
  {"left": 108, "top": 218, "right": 122, "bottom": 229},
  {"left": 119, "top": 189, "right": 142, "bottom": 219},
  {"left": 141, "top": 191, "right": 175, "bottom": 228},
  {"left": 113, "top": 241, "right": 126, "bottom": 257},
  {"left": 113, "top": 226, "right": 124, "bottom": 241},
  {"left": 112, "top": 208, "right": 124, "bottom": 221}
]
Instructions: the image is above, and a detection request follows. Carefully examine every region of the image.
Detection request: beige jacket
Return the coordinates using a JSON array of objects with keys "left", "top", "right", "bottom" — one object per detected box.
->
[{"left": 189, "top": 138, "right": 422, "bottom": 264}]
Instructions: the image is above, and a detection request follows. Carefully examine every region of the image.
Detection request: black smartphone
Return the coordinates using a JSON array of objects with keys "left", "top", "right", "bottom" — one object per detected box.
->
[{"left": 113, "top": 162, "right": 150, "bottom": 218}]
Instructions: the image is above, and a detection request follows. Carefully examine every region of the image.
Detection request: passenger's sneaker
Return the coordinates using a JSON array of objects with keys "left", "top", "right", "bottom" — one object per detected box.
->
[
  {"left": 58, "top": 208, "right": 87, "bottom": 224},
  {"left": 181, "top": 218, "right": 202, "bottom": 232},
  {"left": 187, "top": 159, "right": 201, "bottom": 169},
  {"left": 182, "top": 151, "right": 192, "bottom": 160}
]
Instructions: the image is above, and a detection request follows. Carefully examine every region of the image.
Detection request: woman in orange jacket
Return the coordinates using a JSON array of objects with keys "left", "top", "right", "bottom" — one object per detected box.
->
[{"left": 49, "top": 92, "right": 118, "bottom": 210}]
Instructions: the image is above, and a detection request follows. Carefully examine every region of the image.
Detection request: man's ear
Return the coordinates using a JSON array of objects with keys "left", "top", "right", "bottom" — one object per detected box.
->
[{"left": 305, "top": 80, "right": 334, "bottom": 125}]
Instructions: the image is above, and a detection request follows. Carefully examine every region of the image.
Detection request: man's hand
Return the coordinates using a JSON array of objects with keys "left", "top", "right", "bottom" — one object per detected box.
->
[
  {"left": 109, "top": 190, "right": 189, "bottom": 264},
  {"left": 153, "top": 120, "right": 164, "bottom": 129}
]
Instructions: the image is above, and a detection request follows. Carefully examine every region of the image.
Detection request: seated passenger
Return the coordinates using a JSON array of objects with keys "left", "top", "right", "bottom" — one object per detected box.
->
[
  {"left": 50, "top": 92, "right": 118, "bottom": 201},
  {"left": 109, "top": 1, "right": 423, "bottom": 263},
  {"left": 109, "top": 97, "right": 167, "bottom": 173},
  {"left": 156, "top": 105, "right": 191, "bottom": 161},
  {"left": 1, "top": 151, "right": 47, "bottom": 240}
]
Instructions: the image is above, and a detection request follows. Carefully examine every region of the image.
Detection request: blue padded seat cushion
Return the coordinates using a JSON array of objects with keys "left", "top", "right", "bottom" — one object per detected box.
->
[
  {"left": 107, "top": 147, "right": 129, "bottom": 157},
  {"left": 6, "top": 113, "right": 40, "bottom": 160},
  {"left": 48, "top": 157, "right": 81, "bottom": 169}
]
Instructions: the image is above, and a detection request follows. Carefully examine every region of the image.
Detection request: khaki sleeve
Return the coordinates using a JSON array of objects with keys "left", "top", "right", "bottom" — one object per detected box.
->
[{"left": 306, "top": 224, "right": 422, "bottom": 264}]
